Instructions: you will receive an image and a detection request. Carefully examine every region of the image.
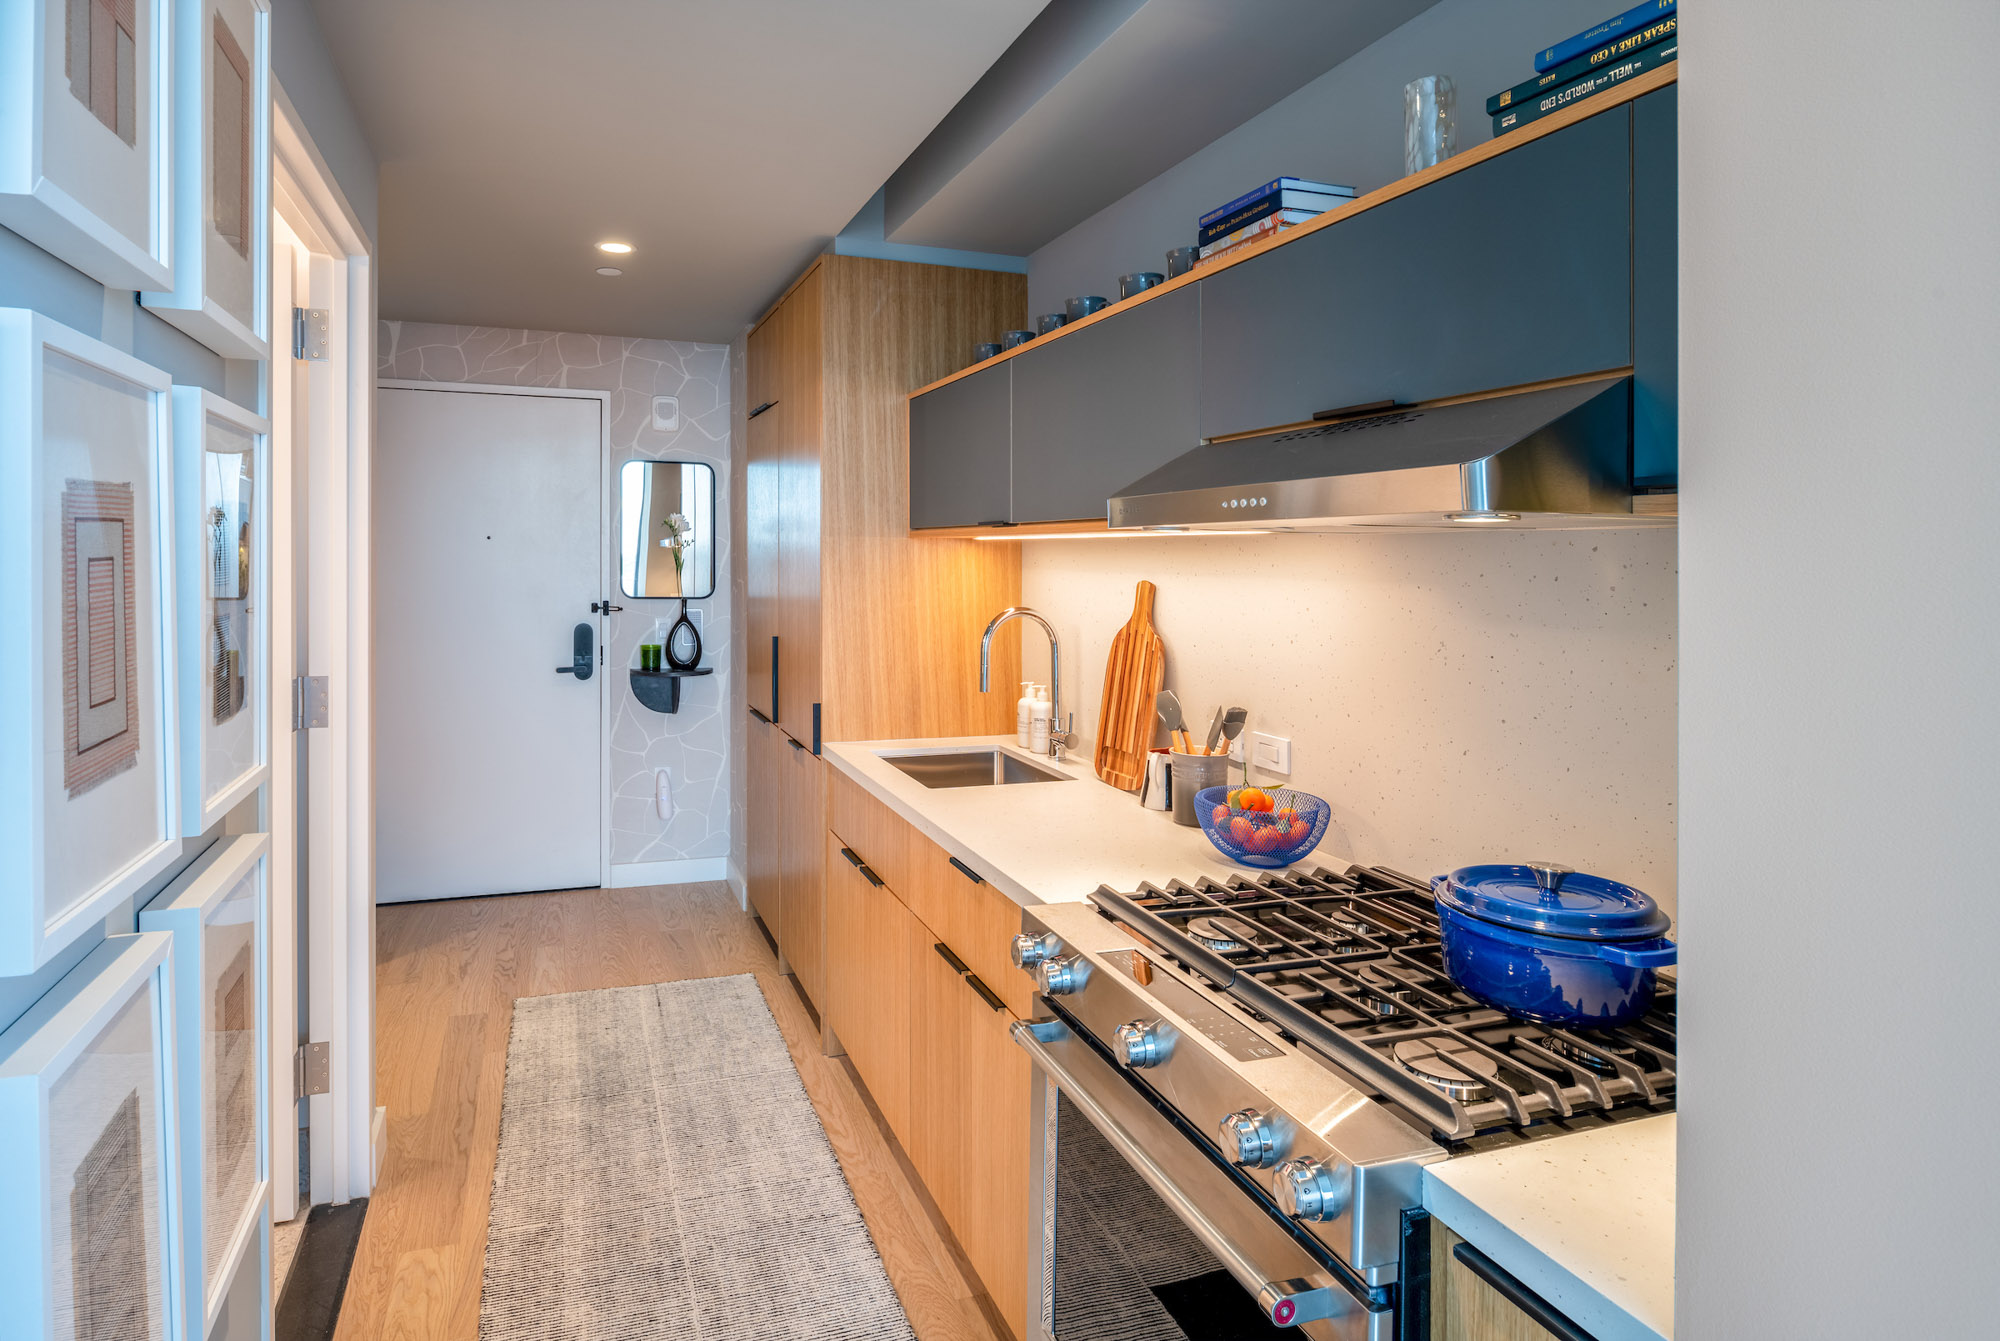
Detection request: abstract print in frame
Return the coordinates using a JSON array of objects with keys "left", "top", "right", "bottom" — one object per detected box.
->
[
  {"left": 172, "top": 388, "right": 268, "bottom": 834},
  {"left": 141, "top": 832, "right": 269, "bottom": 1335},
  {"left": 0, "top": 932, "right": 181, "bottom": 1341},
  {"left": 0, "top": 309, "right": 181, "bottom": 976},
  {"left": 0, "top": 0, "right": 176, "bottom": 290},
  {"left": 141, "top": 0, "right": 273, "bottom": 358}
]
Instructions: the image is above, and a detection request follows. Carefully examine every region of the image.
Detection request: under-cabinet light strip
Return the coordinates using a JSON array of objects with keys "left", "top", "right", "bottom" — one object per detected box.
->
[{"left": 973, "top": 529, "right": 1277, "bottom": 541}]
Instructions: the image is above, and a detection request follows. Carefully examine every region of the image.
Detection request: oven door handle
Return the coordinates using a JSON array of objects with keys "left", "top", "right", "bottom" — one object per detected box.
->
[{"left": 1011, "top": 1019, "right": 1342, "bottom": 1330}]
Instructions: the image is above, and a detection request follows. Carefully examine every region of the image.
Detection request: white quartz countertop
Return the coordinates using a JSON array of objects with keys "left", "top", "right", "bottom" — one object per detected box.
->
[
  {"left": 821, "top": 735, "right": 1344, "bottom": 906},
  {"left": 1423, "top": 1114, "right": 1675, "bottom": 1341}
]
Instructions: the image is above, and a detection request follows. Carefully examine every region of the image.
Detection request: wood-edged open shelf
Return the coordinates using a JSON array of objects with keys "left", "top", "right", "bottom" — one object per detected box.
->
[{"left": 907, "top": 62, "right": 1678, "bottom": 403}]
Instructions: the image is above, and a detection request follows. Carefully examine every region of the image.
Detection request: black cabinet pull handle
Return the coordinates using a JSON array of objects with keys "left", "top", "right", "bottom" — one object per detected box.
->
[
  {"left": 787, "top": 737, "right": 806, "bottom": 752},
  {"left": 748, "top": 399, "right": 778, "bottom": 420},
  {"left": 948, "top": 856, "right": 985, "bottom": 885},
  {"left": 838, "top": 847, "right": 885, "bottom": 886},
  {"left": 839, "top": 846, "right": 865, "bottom": 869},
  {"left": 770, "top": 635, "right": 780, "bottom": 723},
  {"left": 1450, "top": 1242, "right": 1594, "bottom": 1341},
  {"left": 748, "top": 706, "right": 771, "bottom": 725},
  {"left": 933, "top": 942, "right": 970, "bottom": 975},
  {"left": 963, "top": 973, "right": 1006, "bottom": 1013}
]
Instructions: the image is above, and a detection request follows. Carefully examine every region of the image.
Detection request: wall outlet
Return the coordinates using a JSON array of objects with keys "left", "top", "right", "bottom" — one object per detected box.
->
[
  {"left": 651, "top": 395, "right": 679, "bottom": 431},
  {"left": 1248, "top": 732, "right": 1292, "bottom": 775}
]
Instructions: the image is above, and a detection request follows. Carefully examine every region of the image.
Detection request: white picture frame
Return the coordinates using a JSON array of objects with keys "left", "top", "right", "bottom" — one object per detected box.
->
[
  {"left": 0, "top": 930, "right": 184, "bottom": 1341},
  {"left": 171, "top": 388, "right": 268, "bottom": 833},
  {"left": 0, "top": 309, "right": 182, "bottom": 976},
  {"left": 0, "top": 0, "right": 176, "bottom": 291},
  {"left": 140, "top": 0, "right": 270, "bottom": 359},
  {"left": 140, "top": 832, "right": 268, "bottom": 1339}
]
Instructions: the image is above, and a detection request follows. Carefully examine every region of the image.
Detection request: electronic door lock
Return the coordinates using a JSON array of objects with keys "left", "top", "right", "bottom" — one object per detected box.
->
[{"left": 555, "top": 622, "right": 595, "bottom": 679}]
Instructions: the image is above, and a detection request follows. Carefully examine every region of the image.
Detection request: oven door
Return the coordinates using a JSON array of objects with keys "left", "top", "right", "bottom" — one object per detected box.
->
[{"left": 1015, "top": 1019, "right": 1397, "bottom": 1341}]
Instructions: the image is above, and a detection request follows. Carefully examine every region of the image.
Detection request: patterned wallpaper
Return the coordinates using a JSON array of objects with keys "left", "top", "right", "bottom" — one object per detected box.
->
[{"left": 379, "top": 321, "right": 732, "bottom": 870}]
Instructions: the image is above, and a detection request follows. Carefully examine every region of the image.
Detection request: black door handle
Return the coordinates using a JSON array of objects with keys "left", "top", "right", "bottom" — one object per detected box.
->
[{"left": 556, "top": 622, "right": 594, "bottom": 679}]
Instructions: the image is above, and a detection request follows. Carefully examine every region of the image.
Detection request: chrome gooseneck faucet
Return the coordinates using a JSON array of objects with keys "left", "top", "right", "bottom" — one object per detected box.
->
[{"left": 980, "top": 606, "right": 1074, "bottom": 760}]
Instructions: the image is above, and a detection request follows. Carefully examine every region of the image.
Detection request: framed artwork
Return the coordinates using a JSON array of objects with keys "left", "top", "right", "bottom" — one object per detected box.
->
[
  {"left": 141, "top": 0, "right": 271, "bottom": 359},
  {"left": 172, "top": 388, "right": 268, "bottom": 834},
  {"left": 0, "top": 309, "right": 181, "bottom": 977},
  {"left": 140, "top": 832, "right": 268, "bottom": 1337},
  {"left": 0, "top": 931, "right": 183, "bottom": 1341},
  {"left": 0, "top": 0, "right": 176, "bottom": 291}
]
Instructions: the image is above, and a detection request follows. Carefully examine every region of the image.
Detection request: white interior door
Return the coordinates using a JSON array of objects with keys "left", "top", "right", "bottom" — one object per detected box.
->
[{"left": 374, "top": 386, "right": 603, "bottom": 901}]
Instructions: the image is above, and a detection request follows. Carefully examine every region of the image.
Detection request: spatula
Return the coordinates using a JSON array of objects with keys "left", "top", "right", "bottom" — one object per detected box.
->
[{"left": 1156, "top": 690, "right": 1192, "bottom": 756}]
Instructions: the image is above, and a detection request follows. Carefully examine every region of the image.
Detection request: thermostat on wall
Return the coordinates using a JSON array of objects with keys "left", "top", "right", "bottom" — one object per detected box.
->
[{"left": 651, "top": 396, "right": 679, "bottom": 431}]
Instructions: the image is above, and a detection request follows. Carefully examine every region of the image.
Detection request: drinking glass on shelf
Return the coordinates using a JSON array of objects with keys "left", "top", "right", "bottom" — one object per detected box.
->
[{"left": 1404, "top": 75, "right": 1457, "bottom": 174}]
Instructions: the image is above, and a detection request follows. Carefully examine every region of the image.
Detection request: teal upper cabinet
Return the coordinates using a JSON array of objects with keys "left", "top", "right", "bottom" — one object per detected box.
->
[
  {"left": 1632, "top": 86, "right": 1678, "bottom": 485},
  {"left": 1011, "top": 286, "right": 1201, "bottom": 524},
  {"left": 1196, "top": 107, "right": 1635, "bottom": 440},
  {"left": 910, "top": 359, "right": 1012, "bottom": 529}
]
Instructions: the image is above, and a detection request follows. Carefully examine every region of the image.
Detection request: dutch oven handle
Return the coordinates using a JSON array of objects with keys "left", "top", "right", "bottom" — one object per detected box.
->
[{"left": 1598, "top": 938, "right": 1678, "bottom": 969}]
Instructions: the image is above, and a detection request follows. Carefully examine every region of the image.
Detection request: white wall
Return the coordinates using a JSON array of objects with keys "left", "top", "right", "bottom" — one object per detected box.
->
[
  {"left": 1027, "top": 0, "right": 1619, "bottom": 315},
  {"left": 378, "top": 321, "right": 733, "bottom": 873},
  {"left": 1022, "top": 527, "right": 1679, "bottom": 915},
  {"left": 1677, "top": 3, "right": 2000, "bottom": 1336}
]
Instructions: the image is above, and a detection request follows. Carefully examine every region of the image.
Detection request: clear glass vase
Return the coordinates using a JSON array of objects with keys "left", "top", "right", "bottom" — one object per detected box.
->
[{"left": 1404, "top": 75, "right": 1458, "bottom": 174}]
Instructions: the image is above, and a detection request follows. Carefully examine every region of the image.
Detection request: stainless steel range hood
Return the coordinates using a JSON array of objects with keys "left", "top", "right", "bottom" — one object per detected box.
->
[{"left": 1109, "top": 375, "right": 1668, "bottom": 531}]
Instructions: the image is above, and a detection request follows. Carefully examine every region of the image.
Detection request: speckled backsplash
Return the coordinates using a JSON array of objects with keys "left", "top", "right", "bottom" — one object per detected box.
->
[
  {"left": 1021, "top": 528, "right": 1678, "bottom": 920},
  {"left": 379, "top": 320, "right": 732, "bottom": 870}
]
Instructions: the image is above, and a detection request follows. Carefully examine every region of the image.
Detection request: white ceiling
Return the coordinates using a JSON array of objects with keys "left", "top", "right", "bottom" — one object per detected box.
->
[{"left": 312, "top": 0, "right": 1049, "bottom": 343}]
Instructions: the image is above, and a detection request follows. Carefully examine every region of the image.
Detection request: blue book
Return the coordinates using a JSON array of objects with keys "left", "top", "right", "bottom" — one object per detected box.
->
[
  {"left": 1535, "top": 0, "right": 1675, "bottom": 72},
  {"left": 1491, "top": 13, "right": 1676, "bottom": 115},
  {"left": 1496, "top": 38, "right": 1677, "bottom": 134},
  {"left": 1198, "top": 177, "right": 1353, "bottom": 229},
  {"left": 1198, "top": 192, "right": 1347, "bottom": 245}
]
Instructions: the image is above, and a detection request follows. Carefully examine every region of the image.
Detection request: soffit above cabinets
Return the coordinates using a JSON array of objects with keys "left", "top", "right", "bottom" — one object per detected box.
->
[
  {"left": 309, "top": 0, "right": 1049, "bottom": 341},
  {"left": 880, "top": 0, "right": 1434, "bottom": 256}
]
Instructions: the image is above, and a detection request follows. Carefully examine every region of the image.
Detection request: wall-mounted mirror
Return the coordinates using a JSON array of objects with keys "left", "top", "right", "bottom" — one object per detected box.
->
[{"left": 619, "top": 460, "right": 715, "bottom": 599}]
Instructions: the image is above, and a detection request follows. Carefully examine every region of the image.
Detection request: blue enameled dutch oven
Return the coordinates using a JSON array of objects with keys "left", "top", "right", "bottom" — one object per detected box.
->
[{"left": 1431, "top": 863, "right": 1677, "bottom": 1028}]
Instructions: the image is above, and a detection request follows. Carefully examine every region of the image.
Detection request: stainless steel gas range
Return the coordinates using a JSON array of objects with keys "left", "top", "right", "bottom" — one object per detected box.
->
[{"left": 1008, "top": 865, "right": 1676, "bottom": 1340}]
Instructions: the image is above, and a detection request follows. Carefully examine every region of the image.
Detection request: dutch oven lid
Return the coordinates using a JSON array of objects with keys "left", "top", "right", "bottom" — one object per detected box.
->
[{"left": 1437, "top": 863, "right": 1670, "bottom": 941}]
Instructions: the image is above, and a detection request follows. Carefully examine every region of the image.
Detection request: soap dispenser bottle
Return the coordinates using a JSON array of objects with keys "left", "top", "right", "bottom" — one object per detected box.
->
[
  {"left": 1017, "top": 682, "right": 1036, "bottom": 749},
  {"left": 1030, "top": 685, "right": 1052, "bottom": 754}
]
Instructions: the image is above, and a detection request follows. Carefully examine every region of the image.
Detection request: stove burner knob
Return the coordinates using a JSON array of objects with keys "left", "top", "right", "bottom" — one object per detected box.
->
[
  {"left": 1037, "top": 954, "right": 1090, "bottom": 996},
  {"left": 1217, "top": 1109, "right": 1282, "bottom": 1169},
  {"left": 1272, "top": 1156, "right": 1350, "bottom": 1223},
  {"left": 1113, "top": 1019, "right": 1173, "bottom": 1069},
  {"left": 1010, "top": 932, "right": 1060, "bottom": 972}
]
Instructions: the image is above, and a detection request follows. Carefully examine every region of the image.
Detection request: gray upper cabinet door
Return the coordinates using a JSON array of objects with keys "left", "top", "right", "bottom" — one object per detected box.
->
[
  {"left": 1198, "top": 107, "right": 1635, "bottom": 440},
  {"left": 909, "top": 362, "right": 1012, "bottom": 529},
  {"left": 1011, "top": 286, "right": 1202, "bottom": 524},
  {"left": 1632, "top": 85, "right": 1677, "bottom": 485}
]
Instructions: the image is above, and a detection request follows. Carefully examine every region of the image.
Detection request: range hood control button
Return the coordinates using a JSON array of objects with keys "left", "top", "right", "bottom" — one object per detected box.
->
[
  {"left": 1113, "top": 1019, "right": 1173, "bottom": 1068},
  {"left": 1218, "top": 1108, "right": 1282, "bottom": 1168},
  {"left": 1273, "top": 1156, "right": 1350, "bottom": 1222},
  {"left": 1011, "top": 932, "right": 1060, "bottom": 972},
  {"left": 1037, "top": 954, "right": 1090, "bottom": 996}
]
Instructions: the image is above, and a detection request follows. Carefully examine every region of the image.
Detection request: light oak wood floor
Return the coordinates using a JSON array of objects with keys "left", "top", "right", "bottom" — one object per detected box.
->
[{"left": 335, "top": 882, "right": 1009, "bottom": 1341}]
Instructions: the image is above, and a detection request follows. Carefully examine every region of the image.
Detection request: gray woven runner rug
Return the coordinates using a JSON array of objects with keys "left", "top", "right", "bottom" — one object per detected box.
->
[{"left": 480, "top": 974, "right": 915, "bottom": 1340}]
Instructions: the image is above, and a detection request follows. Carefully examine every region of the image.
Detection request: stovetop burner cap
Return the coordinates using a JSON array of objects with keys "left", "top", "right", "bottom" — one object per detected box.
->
[
  {"left": 1185, "top": 915, "right": 1258, "bottom": 953},
  {"left": 1394, "top": 1038, "right": 1500, "bottom": 1101}
]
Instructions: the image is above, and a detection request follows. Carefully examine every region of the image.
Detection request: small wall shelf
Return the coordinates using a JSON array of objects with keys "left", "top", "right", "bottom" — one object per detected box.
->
[{"left": 630, "top": 667, "right": 713, "bottom": 714}]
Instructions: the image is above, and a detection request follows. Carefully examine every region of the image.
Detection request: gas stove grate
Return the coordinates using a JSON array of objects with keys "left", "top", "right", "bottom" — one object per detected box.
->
[{"left": 1090, "top": 866, "right": 1676, "bottom": 1143}]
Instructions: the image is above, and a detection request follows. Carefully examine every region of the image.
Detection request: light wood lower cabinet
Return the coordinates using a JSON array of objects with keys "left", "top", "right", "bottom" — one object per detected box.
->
[
  {"left": 1431, "top": 1222, "right": 1573, "bottom": 1341},
  {"left": 826, "top": 772, "right": 1032, "bottom": 1340},
  {"left": 745, "top": 714, "right": 785, "bottom": 934},
  {"left": 777, "top": 737, "right": 827, "bottom": 1006}
]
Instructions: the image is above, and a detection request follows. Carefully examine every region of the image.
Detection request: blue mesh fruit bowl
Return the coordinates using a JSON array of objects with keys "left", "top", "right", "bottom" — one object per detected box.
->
[{"left": 1195, "top": 786, "right": 1330, "bottom": 868}]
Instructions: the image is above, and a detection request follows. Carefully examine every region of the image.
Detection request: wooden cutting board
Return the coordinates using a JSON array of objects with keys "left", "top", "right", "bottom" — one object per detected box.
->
[{"left": 1095, "top": 580, "right": 1167, "bottom": 791}]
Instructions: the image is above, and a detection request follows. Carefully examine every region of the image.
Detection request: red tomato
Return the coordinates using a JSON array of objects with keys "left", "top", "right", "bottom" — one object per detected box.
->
[
  {"left": 1248, "top": 826, "right": 1282, "bottom": 854},
  {"left": 1228, "top": 816, "right": 1257, "bottom": 847},
  {"left": 1287, "top": 819, "right": 1311, "bottom": 845}
]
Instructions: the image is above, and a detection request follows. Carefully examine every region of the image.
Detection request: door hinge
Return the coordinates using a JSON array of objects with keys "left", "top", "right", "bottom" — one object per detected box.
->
[
  {"left": 295, "top": 1042, "right": 331, "bottom": 1099},
  {"left": 292, "top": 675, "right": 329, "bottom": 730},
  {"left": 292, "top": 307, "right": 330, "bottom": 361}
]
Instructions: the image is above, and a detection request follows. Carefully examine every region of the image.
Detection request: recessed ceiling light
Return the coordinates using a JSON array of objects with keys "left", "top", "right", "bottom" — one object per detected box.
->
[
  {"left": 596, "top": 267, "right": 624, "bottom": 277},
  {"left": 597, "top": 241, "right": 633, "bottom": 255}
]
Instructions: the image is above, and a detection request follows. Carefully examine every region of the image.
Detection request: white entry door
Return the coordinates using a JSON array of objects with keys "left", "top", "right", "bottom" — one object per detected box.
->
[{"left": 374, "top": 385, "right": 604, "bottom": 901}]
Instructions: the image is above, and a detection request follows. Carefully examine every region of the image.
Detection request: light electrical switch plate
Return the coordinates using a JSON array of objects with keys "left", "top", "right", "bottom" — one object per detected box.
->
[
  {"left": 651, "top": 396, "right": 679, "bottom": 431},
  {"left": 1249, "top": 732, "right": 1292, "bottom": 775}
]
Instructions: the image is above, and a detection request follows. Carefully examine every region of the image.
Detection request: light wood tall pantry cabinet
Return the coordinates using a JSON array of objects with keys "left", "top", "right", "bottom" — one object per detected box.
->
[{"left": 742, "top": 253, "right": 1025, "bottom": 1001}]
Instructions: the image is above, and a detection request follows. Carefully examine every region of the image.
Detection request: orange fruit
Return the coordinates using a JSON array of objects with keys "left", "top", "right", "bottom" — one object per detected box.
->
[
  {"left": 1287, "top": 819, "right": 1310, "bottom": 844},
  {"left": 1211, "top": 804, "right": 1231, "bottom": 825},
  {"left": 1228, "top": 816, "right": 1257, "bottom": 847},
  {"left": 1238, "top": 787, "right": 1273, "bottom": 813}
]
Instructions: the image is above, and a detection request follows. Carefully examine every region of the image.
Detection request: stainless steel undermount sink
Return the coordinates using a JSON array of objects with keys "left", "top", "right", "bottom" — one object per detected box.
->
[{"left": 878, "top": 748, "right": 1070, "bottom": 789}]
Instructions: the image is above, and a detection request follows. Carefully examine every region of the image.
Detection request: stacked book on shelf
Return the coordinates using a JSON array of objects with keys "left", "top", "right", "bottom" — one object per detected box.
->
[
  {"left": 1490, "top": 0, "right": 1677, "bottom": 137},
  {"left": 1197, "top": 177, "right": 1354, "bottom": 264}
]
